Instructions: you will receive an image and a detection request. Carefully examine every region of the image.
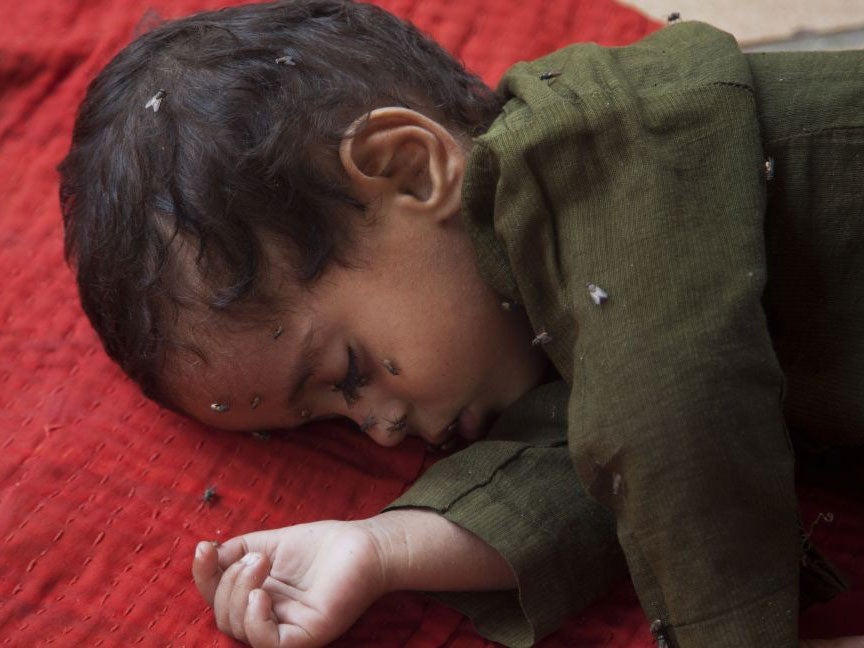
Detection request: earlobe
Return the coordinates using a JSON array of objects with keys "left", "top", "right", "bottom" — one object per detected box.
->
[{"left": 338, "top": 107, "right": 465, "bottom": 222}]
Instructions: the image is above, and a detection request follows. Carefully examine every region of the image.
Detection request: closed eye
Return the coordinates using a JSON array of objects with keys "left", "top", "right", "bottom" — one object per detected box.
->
[{"left": 332, "top": 346, "right": 368, "bottom": 407}]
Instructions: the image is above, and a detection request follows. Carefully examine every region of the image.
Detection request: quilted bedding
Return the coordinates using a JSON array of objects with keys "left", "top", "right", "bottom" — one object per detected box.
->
[{"left": 0, "top": 0, "right": 861, "bottom": 645}]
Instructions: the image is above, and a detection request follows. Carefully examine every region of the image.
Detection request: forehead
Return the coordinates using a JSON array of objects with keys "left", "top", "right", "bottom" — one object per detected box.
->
[
  {"left": 165, "top": 309, "right": 279, "bottom": 381},
  {"left": 161, "top": 308, "right": 315, "bottom": 427},
  {"left": 152, "top": 221, "right": 343, "bottom": 421},
  {"left": 161, "top": 228, "right": 304, "bottom": 360}
]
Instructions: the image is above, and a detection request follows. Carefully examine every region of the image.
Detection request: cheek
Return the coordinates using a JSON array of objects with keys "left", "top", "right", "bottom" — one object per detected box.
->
[
  {"left": 394, "top": 325, "right": 489, "bottom": 400},
  {"left": 354, "top": 280, "right": 504, "bottom": 396}
]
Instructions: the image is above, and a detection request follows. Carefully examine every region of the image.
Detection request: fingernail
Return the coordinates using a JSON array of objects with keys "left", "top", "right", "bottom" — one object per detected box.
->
[
  {"left": 195, "top": 541, "right": 209, "bottom": 559},
  {"left": 241, "top": 553, "right": 260, "bottom": 566},
  {"left": 248, "top": 590, "right": 259, "bottom": 605}
]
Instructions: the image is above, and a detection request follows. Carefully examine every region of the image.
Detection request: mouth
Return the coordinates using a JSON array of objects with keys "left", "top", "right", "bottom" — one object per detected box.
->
[
  {"left": 454, "top": 407, "right": 484, "bottom": 440},
  {"left": 425, "top": 408, "right": 485, "bottom": 449}
]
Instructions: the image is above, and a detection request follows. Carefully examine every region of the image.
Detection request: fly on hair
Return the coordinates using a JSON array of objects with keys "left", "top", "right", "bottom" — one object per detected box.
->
[
  {"left": 144, "top": 88, "right": 166, "bottom": 112},
  {"left": 275, "top": 47, "right": 300, "bottom": 66}
]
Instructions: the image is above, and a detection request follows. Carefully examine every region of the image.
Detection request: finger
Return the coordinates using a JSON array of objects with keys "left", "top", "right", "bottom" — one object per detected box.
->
[
  {"left": 226, "top": 553, "right": 271, "bottom": 640},
  {"left": 213, "top": 553, "right": 259, "bottom": 641},
  {"left": 212, "top": 559, "right": 242, "bottom": 637},
  {"left": 244, "top": 588, "right": 281, "bottom": 648},
  {"left": 245, "top": 589, "right": 320, "bottom": 648},
  {"left": 192, "top": 541, "right": 222, "bottom": 605}
]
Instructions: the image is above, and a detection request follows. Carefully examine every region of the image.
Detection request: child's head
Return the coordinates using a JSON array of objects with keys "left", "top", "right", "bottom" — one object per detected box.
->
[{"left": 60, "top": 0, "right": 549, "bottom": 445}]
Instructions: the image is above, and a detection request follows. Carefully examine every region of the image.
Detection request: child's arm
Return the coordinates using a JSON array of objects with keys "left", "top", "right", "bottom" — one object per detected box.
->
[
  {"left": 193, "top": 381, "right": 628, "bottom": 648},
  {"left": 193, "top": 510, "right": 863, "bottom": 648},
  {"left": 192, "top": 509, "right": 514, "bottom": 648}
]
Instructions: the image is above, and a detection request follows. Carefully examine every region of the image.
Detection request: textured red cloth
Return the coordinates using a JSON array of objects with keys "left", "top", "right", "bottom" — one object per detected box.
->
[{"left": 0, "top": 0, "right": 860, "bottom": 646}]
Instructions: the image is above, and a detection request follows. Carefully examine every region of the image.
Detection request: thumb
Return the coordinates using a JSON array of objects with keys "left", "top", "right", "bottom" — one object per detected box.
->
[{"left": 214, "top": 528, "right": 283, "bottom": 570}]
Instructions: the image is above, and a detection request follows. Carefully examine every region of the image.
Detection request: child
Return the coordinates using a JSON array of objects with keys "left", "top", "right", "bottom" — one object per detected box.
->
[{"left": 59, "top": 1, "right": 863, "bottom": 647}]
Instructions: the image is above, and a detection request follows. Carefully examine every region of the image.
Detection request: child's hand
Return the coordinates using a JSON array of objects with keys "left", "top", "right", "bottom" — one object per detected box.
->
[
  {"left": 192, "top": 510, "right": 515, "bottom": 647},
  {"left": 192, "top": 521, "right": 388, "bottom": 648}
]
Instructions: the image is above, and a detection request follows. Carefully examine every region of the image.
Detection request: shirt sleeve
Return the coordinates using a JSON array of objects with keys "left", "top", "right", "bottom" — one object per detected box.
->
[
  {"left": 567, "top": 322, "right": 801, "bottom": 647},
  {"left": 384, "top": 381, "right": 627, "bottom": 648},
  {"left": 556, "top": 34, "right": 861, "bottom": 648},
  {"left": 553, "top": 78, "right": 802, "bottom": 648},
  {"left": 463, "top": 24, "right": 806, "bottom": 647}
]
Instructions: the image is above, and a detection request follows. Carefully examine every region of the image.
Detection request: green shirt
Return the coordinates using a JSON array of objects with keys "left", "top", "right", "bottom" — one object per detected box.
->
[{"left": 389, "top": 22, "right": 859, "bottom": 647}]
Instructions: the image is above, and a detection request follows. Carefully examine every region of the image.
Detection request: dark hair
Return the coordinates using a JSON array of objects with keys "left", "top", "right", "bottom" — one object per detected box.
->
[{"left": 59, "top": 0, "right": 500, "bottom": 405}]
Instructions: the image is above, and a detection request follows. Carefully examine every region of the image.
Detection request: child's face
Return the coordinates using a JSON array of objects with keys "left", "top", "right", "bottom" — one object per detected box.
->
[
  {"left": 166, "top": 107, "right": 550, "bottom": 447},
  {"left": 167, "top": 209, "right": 549, "bottom": 447}
]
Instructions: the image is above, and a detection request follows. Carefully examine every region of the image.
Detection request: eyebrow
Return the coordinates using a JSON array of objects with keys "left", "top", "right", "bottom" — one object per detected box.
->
[{"left": 284, "top": 325, "right": 322, "bottom": 406}]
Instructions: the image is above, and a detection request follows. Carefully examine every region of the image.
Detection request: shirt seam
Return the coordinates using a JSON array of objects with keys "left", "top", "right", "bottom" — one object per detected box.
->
[
  {"left": 491, "top": 80, "right": 755, "bottom": 137},
  {"left": 438, "top": 440, "right": 568, "bottom": 514},
  {"left": 766, "top": 124, "right": 864, "bottom": 146}
]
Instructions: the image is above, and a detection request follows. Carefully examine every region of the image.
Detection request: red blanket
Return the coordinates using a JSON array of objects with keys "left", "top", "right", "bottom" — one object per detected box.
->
[{"left": 0, "top": 0, "right": 860, "bottom": 645}]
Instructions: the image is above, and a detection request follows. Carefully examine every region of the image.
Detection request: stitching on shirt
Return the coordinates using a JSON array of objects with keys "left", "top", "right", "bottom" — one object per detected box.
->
[
  {"left": 711, "top": 80, "right": 754, "bottom": 94},
  {"left": 490, "top": 80, "right": 758, "bottom": 139},
  {"left": 767, "top": 124, "right": 864, "bottom": 145},
  {"left": 441, "top": 440, "right": 568, "bottom": 513}
]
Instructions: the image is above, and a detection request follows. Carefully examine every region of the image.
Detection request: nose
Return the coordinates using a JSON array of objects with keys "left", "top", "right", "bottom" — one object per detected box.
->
[
  {"left": 357, "top": 398, "right": 410, "bottom": 447},
  {"left": 363, "top": 413, "right": 411, "bottom": 446},
  {"left": 307, "top": 378, "right": 411, "bottom": 447}
]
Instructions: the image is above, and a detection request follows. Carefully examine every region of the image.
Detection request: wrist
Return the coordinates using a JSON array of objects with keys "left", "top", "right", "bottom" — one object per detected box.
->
[{"left": 359, "top": 509, "right": 516, "bottom": 593}]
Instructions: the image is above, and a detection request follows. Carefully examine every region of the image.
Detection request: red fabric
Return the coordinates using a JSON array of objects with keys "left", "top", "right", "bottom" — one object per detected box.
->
[{"left": 0, "top": 0, "right": 860, "bottom": 646}]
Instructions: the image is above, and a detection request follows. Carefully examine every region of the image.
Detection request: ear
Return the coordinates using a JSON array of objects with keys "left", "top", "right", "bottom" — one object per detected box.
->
[{"left": 339, "top": 107, "right": 466, "bottom": 222}]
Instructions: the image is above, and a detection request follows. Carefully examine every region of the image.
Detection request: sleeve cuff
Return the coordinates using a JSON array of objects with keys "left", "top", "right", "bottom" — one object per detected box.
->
[{"left": 385, "top": 439, "right": 626, "bottom": 647}]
